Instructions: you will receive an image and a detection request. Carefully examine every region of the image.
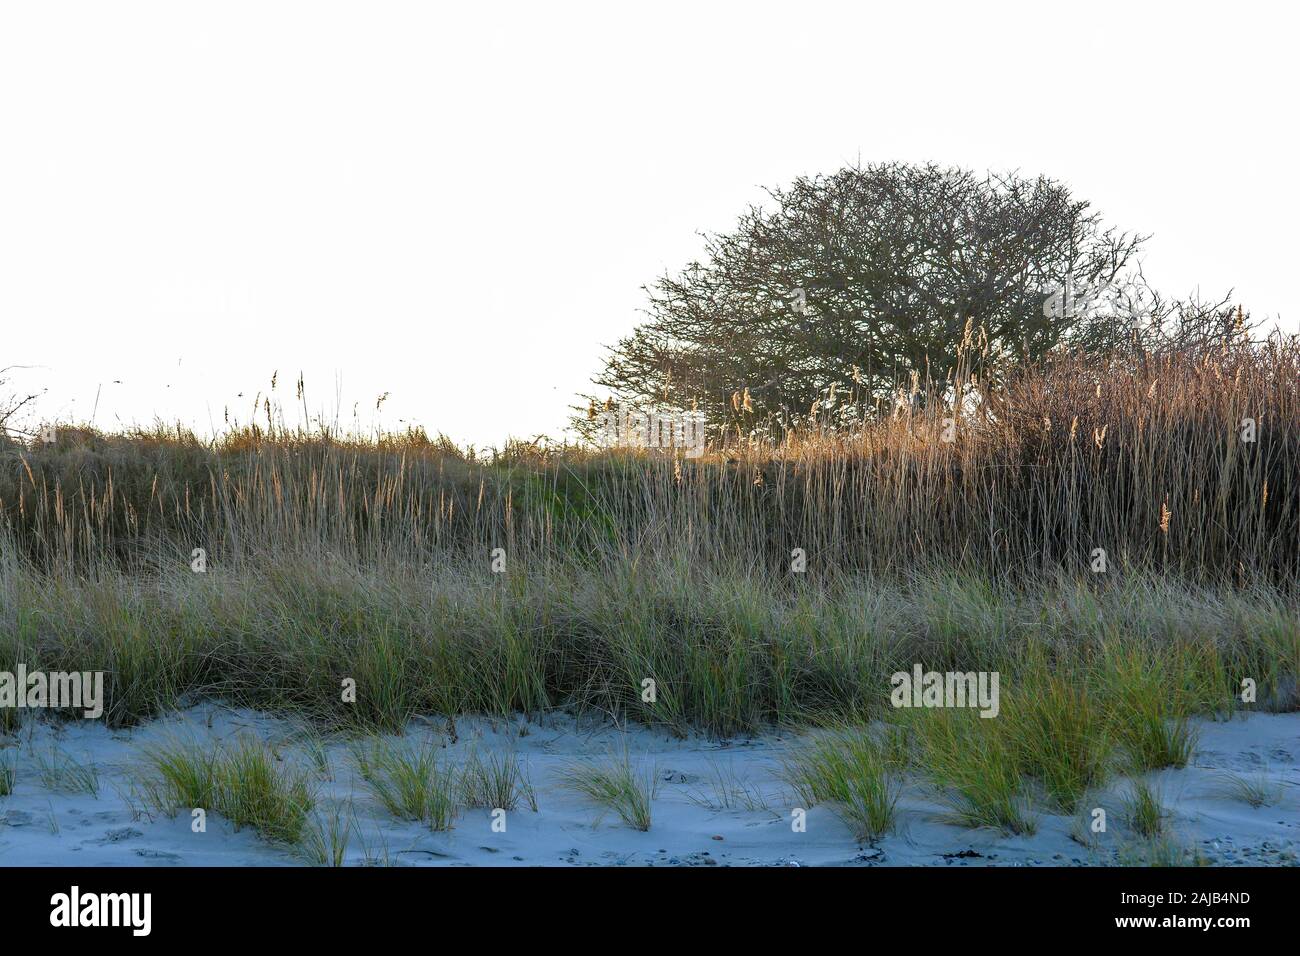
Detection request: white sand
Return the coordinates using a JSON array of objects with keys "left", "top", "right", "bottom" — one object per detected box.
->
[{"left": 1, "top": 705, "right": 1295, "bottom": 866}]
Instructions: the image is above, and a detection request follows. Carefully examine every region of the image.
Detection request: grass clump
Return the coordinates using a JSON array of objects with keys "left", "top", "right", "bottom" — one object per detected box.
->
[
  {"left": 141, "top": 741, "right": 219, "bottom": 809},
  {"left": 1214, "top": 770, "right": 1286, "bottom": 809},
  {"left": 1100, "top": 648, "right": 1200, "bottom": 772},
  {"left": 140, "top": 736, "right": 314, "bottom": 844},
  {"left": 559, "top": 753, "right": 657, "bottom": 831},
  {"left": 916, "top": 709, "right": 1036, "bottom": 835},
  {"left": 0, "top": 750, "right": 15, "bottom": 796},
  {"left": 35, "top": 748, "right": 99, "bottom": 796},
  {"left": 215, "top": 737, "right": 315, "bottom": 843},
  {"left": 299, "top": 804, "right": 354, "bottom": 866},
  {"left": 1123, "top": 780, "right": 1169, "bottom": 838},
  {"left": 784, "top": 728, "right": 899, "bottom": 841},
  {"left": 1003, "top": 655, "right": 1113, "bottom": 813},
  {"left": 459, "top": 750, "right": 536, "bottom": 812},
  {"left": 358, "top": 738, "right": 457, "bottom": 830}
]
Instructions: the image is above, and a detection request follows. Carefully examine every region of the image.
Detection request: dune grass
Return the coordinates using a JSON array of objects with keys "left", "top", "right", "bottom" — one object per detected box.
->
[
  {"left": 685, "top": 759, "right": 771, "bottom": 812},
  {"left": 0, "top": 750, "right": 15, "bottom": 796},
  {"left": 356, "top": 738, "right": 457, "bottom": 830},
  {"left": 0, "top": 562, "right": 1291, "bottom": 738},
  {"left": 299, "top": 804, "right": 355, "bottom": 867},
  {"left": 459, "top": 749, "right": 536, "bottom": 812},
  {"left": 783, "top": 727, "right": 900, "bottom": 841},
  {"left": 1100, "top": 648, "right": 1201, "bottom": 772},
  {"left": 139, "top": 736, "right": 314, "bottom": 843},
  {"left": 1123, "top": 781, "right": 1170, "bottom": 839},
  {"left": 559, "top": 753, "right": 658, "bottom": 830},
  {"left": 1214, "top": 770, "right": 1287, "bottom": 809},
  {"left": 35, "top": 748, "right": 100, "bottom": 796},
  {"left": 216, "top": 737, "right": 315, "bottom": 843},
  {"left": 915, "top": 708, "right": 1037, "bottom": 835},
  {"left": 140, "top": 741, "right": 219, "bottom": 810},
  {"left": 1001, "top": 652, "right": 1113, "bottom": 813}
]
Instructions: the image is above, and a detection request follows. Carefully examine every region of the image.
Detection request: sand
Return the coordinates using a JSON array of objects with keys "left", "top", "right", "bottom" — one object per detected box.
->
[{"left": 1, "top": 705, "right": 1295, "bottom": 866}]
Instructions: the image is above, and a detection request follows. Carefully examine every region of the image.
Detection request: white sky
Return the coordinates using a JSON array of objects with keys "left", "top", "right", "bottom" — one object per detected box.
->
[{"left": 3, "top": 1, "right": 1295, "bottom": 447}]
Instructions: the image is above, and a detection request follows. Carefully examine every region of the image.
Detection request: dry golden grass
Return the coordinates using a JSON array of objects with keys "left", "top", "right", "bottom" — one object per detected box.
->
[{"left": 2, "top": 338, "right": 1294, "bottom": 584}]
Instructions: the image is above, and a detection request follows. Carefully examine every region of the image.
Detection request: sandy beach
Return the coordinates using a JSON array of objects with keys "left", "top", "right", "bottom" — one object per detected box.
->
[{"left": 2, "top": 705, "right": 1295, "bottom": 867}]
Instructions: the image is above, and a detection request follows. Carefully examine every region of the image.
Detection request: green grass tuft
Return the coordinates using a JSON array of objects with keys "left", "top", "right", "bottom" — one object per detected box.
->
[
  {"left": 1123, "top": 780, "right": 1169, "bottom": 838},
  {"left": 357, "top": 738, "right": 457, "bottom": 830},
  {"left": 459, "top": 750, "right": 536, "bottom": 812},
  {"left": 140, "top": 736, "right": 314, "bottom": 843},
  {"left": 784, "top": 727, "right": 900, "bottom": 841},
  {"left": 916, "top": 709, "right": 1037, "bottom": 835},
  {"left": 559, "top": 753, "right": 657, "bottom": 831},
  {"left": 35, "top": 748, "right": 99, "bottom": 796}
]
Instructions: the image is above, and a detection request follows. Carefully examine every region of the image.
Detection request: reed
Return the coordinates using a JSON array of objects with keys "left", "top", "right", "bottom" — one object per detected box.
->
[
  {"left": 0, "top": 340, "right": 1294, "bottom": 585},
  {"left": 0, "top": 340, "right": 1294, "bottom": 736}
]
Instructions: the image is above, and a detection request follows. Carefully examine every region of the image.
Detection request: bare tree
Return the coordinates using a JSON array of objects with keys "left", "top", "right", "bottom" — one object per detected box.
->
[{"left": 0, "top": 366, "right": 44, "bottom": 443}]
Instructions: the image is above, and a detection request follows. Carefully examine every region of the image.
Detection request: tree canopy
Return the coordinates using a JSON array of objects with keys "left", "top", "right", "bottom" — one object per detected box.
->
[{"left": 578, "top": 162, "right": 1152, "bottom": 438}]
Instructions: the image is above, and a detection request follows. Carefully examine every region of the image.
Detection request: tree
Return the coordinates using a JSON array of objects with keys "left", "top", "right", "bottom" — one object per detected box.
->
[
  {"left": 576, "top": 163, "right": 1145, "bottom": 438},
  {"left": 0, "top": 366, "right": 43, "bottom": 444}
]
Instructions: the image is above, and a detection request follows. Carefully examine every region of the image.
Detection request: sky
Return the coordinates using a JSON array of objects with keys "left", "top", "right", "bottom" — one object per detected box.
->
[{"left": 2, "top": 1, "right": 1296, "bottom": 447}]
